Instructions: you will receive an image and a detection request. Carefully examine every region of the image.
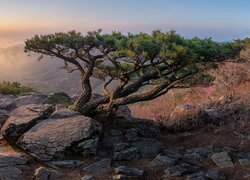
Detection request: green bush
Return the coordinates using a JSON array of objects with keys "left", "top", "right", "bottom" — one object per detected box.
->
[{"left": 0, "top": 82, "right": 35, "bottom": 96}]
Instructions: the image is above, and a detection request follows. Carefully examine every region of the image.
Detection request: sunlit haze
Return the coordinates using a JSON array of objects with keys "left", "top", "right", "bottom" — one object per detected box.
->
[{"left": 0, "top": 0, "right": 250, "bottom": 47}]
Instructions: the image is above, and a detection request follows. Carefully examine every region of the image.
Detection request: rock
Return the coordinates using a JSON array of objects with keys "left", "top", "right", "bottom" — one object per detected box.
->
[
  {"left": 132, "top": 138, "right": 162, "bottom": 157},
  {"left": 163, "top": 163, "right": 192, "bottom": 177},
  {"left": 114, "top": 143, "right": 130, "bottom": 152},
  {"left": 0, "top": 153, "right": 28, "bottom": 167},
  {"left": 49, "top": 108, "right": 80, "bottom": 119},
  {"left": 0, "top": 97, "right": 16, "bottom": 111},
  {"left": 184, "top": 146, "right": 213, "bottom": 164},
  {"left": 211, "top": 151, "right": 234, "bottom": 168},
  {"left": 14, "top": 93, "right": 47, "bottom": 107},
  {"left": 34, "top": 166, "right": 63, "bottom": 180},
  {"left": 186, "top": 171, "right": 205, "bottom": 180},
  {"left": 18, "top": 115, "right": 102, "bottom": 161},
  {"left": 114, "top": 147, "right": 141, "bottom": 161},
  {"left": 110, "top": 129, "right": 123, "bottom": 136},
  {"left": 239, "top": 159, "right": 250, "bottom": 167},
  {"left": 125, "top": 128, "right": 139, "bottom": 142},
  {"left": 0, "top": 166, "right": 23, "bottom": 180},
  {"left": 112, "top": 174, "right": 128, "bottom": 180},
  {"left": 147, "top": 154, "right": 176, "bottom": 167},
  {"left": 83, "top": 159, "right": 111, "bottom": 174},
  {"left": 0, "top": 153, "right": 28, "bottom": 180},
  {"left": 134, "top": 119, "right": 160, "bottom": 137},
  {"left": 114, "top": 143, "right": 141, "bottom": 161},
  {"left": 0, "top": 109, "right": 9, "bottom": 128},
  {"left": 116, "top": 105, "right": 132, "bottom": 121},
  {"left": 47, "top": 160, "right": 84, "bottom": 168},
  {"left": 161, "top": 148, "right": 182, "bottom": 160},
  {"left": 1, "top": 104, "right": 55, "bottom": 143},
  {"left": 81, "top": 175, "right": 95, "bottom": 180},
  {"left": 44, "top": 92, "right": 72, "bottom": 106},
  {"left": 78, "top": 138, "right": 99, "bottom": 156},
  {"left": 205, "top": 169, "right": 226, "bottom": 180},
  {"left": 102, "top": 133, "right": 124, "bottom": 148},
  {"left": 115, "top": 166, "right": 144, "bottom": 176}
]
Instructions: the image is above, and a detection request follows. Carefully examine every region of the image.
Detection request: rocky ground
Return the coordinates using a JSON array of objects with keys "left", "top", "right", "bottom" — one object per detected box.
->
[{"left": 0, "top": 93, "right": 249, "bottom": 180}]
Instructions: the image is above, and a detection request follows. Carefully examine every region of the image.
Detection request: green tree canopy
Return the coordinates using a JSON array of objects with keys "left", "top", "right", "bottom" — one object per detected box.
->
[{"left": 25, "top": 30, "right": 243, "bottom": 115}]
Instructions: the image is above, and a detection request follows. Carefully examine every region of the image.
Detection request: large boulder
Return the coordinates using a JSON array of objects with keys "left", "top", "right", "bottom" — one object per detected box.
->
[
  {"left": 0, "top": 96, "right": 16, "bottom": 111},
  {"left": 14, "top": 93, "right": 47, "bottom": 107},
  {"left": 18, "top": 114, "right": 102, "bottom": 161},
  {"left": 1, "top": 104, "right": 55, "bottom": 143}
]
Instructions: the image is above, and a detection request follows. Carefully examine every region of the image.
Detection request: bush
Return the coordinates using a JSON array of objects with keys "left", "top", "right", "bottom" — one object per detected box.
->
[{"left": 0, "top": 82, "right": 35, "bottom": 96}]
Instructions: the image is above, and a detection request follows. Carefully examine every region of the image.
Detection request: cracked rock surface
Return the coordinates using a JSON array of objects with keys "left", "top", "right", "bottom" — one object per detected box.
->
[
  {"left": 18, "top": 114, "right": 102, "bottom": 161},
  {"left": 1, "top": 104, "right": 55, "bottom": 143}
]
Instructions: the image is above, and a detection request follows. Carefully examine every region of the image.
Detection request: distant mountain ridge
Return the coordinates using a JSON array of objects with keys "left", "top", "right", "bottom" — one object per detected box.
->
[{"left": 0, "top": 45, "right": 102, "bottom": 96}]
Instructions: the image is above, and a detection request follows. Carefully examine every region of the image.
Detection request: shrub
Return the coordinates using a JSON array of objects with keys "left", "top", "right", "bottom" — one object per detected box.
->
[{"left": 0, "top": 82, "right": 35, "bottom": 96}]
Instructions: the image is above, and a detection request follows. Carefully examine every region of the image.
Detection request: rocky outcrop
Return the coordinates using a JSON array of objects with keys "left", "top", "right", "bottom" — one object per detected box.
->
[
  {"left": 1, "top": 104, "right": 55, "bottom": 143},
  {"left": 14, "top": 93, "right": 48, "bottom": 107},
  {"left": 18, "top": 115, "right": 102, "bottom": 161}
]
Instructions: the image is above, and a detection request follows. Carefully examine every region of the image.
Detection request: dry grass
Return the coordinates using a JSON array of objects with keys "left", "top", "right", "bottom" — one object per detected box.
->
[{"left": 130, "top": 49, "right": 250, "bottom": 127}]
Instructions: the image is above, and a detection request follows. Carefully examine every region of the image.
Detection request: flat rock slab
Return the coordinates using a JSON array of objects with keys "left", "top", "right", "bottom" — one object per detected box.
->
[
  {"left": 211, "top": 151, "right": 234, "bottom": 168},
  {"left": 83, "top": 159, "right": 111, "bottom": 174},
  {"left": 187, "top": 171, "right": 205, "bottom": 180},
  {"left": 147, "top": 154, "right": 176, "bottom": 167},
  {"left": 163, "top": 163, "right": 192, "bottom": 177},
  {"left": 81, "top": 175, "right": 95, "bottom": 180},
  {"left": 0, "top": 153, "right": 28, "bottom": 180},
  {"left": 115, "top": 166, "right": 144, "bottom": 176},
  {"left": 47, "top": 160, "right": 84, "bottom": 168},
  {"left": 132, "top": 138, "right": 162, "bottom": 157},
  {"left": 1, "top": 104, "right": 55, "bottom": 143},
  {"left": 205, "top": 169, "right": 226, "bottom": 180},
  {"left": 18, "top": 115, "right": 102, "bottom": 161}
]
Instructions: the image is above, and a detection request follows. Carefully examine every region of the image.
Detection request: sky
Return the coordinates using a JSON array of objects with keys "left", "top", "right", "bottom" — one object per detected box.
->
[{"left": 0, "top": 0, "right": 250, "bottom": 47}]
